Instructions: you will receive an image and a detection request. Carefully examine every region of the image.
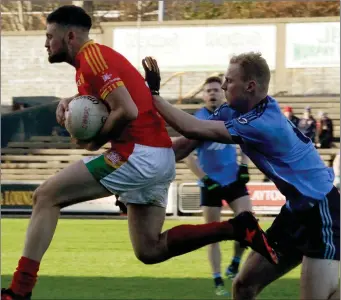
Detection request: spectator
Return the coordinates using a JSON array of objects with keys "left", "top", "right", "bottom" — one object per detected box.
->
[
  {"left": 283, "top": 106, "right": 300, "bottom": 127},
  {"left": 298, "top": 106, "right": 316, "bottom": 143},
  {"left": 317, "top": 111, "right": 333, "bottom": 148}
]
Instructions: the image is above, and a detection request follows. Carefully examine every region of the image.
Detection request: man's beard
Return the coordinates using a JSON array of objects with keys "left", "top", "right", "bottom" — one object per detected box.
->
[
  {"left": 48, "top": 50, "right": 68, "bottom": 63},
  {"left": 48, "top": 41, "right": 69, "bottom": 63}
]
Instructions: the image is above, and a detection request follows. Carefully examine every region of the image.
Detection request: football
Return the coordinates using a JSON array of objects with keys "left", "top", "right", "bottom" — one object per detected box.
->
[{"left": 64, "top": 95, "right": 109, "bottom": 140}]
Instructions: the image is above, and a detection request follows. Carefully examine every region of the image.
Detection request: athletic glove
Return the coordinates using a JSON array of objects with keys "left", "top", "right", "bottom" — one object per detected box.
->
[
  {"left": 115, "top": 195, "right": 127, "bottom": 214},
  {"left": 237, "top": 164, "right": 250, "bottom": 184},
  {"left": 142, "top": 56, "right": 161, "bottom": 95},
  {"left": 201, "top": 175, "right": 221, "bottom": 191}
]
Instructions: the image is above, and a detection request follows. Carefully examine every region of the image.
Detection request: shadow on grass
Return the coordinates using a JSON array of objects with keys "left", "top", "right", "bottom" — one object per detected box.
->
[{"left": 1, "top": 275, "right": 300, "bottom": 299}]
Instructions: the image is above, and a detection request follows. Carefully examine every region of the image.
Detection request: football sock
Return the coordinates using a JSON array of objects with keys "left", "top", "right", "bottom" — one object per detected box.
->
[
  {"left": 10, "top": 256, "right": 40, "bottom": 296},
  {"left": 166, "top": 221, "right": 234, "bottom": 258}
]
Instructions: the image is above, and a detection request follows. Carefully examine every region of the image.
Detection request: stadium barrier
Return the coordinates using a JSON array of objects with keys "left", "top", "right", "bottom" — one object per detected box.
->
[
  {"left": 178, "top": 182, "right": 286, "bottom": 215},
  {"left": 0, "top": 181, "right": 177, "bottom": 216},
  {"left": 1, "top": 180, "right": 286, "bottom": 217}
]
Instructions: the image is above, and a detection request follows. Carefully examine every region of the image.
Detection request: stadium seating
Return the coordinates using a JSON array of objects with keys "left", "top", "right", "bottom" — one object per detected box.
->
[
  {"left": 1, "top": 98, "right": 339, "bottom": 184},
  {"left": 1, "top": 136, "right": 338, "bottom": 183}
]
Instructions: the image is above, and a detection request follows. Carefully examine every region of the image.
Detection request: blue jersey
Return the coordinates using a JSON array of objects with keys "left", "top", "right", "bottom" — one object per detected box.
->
[
  {"left": 195, "top": 107, "right": 238, "bottom": 187},
  {"left": 210, "top": 96, "right": 334, "bottom": 211}
]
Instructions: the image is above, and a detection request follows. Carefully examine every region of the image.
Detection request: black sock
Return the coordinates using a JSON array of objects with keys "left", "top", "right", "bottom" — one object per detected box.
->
[{"left": 214, "top": 276, "right": 224, "bottom": 287}]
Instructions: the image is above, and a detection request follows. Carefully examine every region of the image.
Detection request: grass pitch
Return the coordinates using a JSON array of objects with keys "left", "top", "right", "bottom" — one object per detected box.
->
[{"left": 1, "top": 218, "right": 300, "bottom": 299}]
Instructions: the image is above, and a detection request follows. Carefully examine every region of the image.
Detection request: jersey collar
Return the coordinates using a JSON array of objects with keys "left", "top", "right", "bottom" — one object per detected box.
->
[
  {"left": 253, "top": 96, "right": 269, "bottom": 115},
  {"left": 204, "top": 107, "right": 214, "bottom": 114},
  {"left": 78, "top": 40, "right": 94, "bottom": 54},
  {"left": 74, "top": 40, "right": 95, "bottom": 68}
]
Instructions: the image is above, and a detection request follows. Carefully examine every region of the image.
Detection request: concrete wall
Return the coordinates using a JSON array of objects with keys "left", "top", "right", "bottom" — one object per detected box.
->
[
  {"left": 1, "top": 30, "right": 102, "bottom": 105},
  {"left": 1, "top": 17, "right": 339, "bottom": 106}
]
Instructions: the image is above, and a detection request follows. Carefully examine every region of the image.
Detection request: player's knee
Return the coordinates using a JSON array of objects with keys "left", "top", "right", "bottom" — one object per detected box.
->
[
  {"left": 133, "top": 239, "right": 165, "bottom": 265},
  {"left": 135, "top": 252, "right": 152, "bottom": 264},
  {"left": 32, "top": 186, "right": 44, "bottom": 207},
  {"left": 32, "top": 183, "right": 55, "bottom": 209},
  {"left": 134, "top": 249, "right": 158, "bottom": 265},
  {"left": 232, "top": 276, "right": 258, "bottom": 299},
  {"left": 32, "top": 188, "right": 39, "bottom": 206}
]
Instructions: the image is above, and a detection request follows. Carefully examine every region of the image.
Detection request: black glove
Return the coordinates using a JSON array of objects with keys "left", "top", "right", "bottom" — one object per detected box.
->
[
  {"left": 142, "top": 56, "right": 161, "bottom": 95},
  {"left": 201, "top": 175, "right": 221, "bottom": 191},
  {"left": 237, "top": 164, "right": 250, "bottom": 184},
  {"left": 115, "top": 195, "right": 127, "bottom": 214}
]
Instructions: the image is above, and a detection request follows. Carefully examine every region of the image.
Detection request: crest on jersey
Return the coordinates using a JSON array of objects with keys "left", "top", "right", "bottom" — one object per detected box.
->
[
  {"left": 102, "top": 73, "right": 112, "bottom": 82},
  {"left": 237, "top": 117, "right": 248, "bottom": 124}
]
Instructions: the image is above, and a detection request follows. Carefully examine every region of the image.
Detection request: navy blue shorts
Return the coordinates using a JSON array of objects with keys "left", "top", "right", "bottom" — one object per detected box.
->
[
  {"left": 200, "top": 180, "right": 249, "bottom": 207},
  {"left": 266, "top": 186, "right": 340, "bottom": 261}
]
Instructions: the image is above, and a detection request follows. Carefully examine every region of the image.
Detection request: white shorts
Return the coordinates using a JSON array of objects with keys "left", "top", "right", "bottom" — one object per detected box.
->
[{"left": 83, "top": 144, "right": 176, "bottom": 207}]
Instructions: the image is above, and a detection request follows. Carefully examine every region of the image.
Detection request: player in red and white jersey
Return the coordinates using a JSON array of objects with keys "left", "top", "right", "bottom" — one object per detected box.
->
[
  {"left": 2, "top": 6, "right": 278, "bottom": 300},
  {"left": 74, "top": 39, "right": 172, "bottom": 157}
]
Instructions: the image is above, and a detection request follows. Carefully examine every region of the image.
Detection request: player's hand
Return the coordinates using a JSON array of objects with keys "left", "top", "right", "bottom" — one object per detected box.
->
[
  {"left": 201, "top": 175, "right": 221, "bottom": 191},
  {"left": 56, "top": 97, "right": 73, "bottom": 126},
  {"left": 237, "top": 164, "right": 250, "bottom": 184},
  {"left": 142, "top": 56, "right": 161, "bottom": 95}
]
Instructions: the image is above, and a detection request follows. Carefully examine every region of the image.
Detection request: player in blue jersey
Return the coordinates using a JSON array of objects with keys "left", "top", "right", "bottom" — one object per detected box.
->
[
  {"left": 184, "top": 76, "right": 252, "bottom": 295},
  {"left": 142, "top": 54, "right": 339, "bottom": 300}
]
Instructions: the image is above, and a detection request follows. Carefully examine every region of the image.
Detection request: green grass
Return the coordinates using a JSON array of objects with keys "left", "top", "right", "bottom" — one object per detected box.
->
[{"left": 1, "top": 218, "right": 300, "bottom": 299}]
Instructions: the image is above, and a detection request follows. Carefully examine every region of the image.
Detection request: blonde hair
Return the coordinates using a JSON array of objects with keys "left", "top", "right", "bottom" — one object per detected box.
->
[{"left": 230, "top": 52, "right": 270, "bottom": 93}]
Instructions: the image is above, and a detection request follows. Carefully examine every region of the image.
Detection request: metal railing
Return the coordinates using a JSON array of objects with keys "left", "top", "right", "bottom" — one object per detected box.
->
[{"left": 160, "top": 71, "right": 224, "bottom": 103}]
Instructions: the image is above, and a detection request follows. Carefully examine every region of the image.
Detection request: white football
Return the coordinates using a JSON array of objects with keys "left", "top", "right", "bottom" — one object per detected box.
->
[{"left": 64, "top": 95, "right": 109, "bottom": 140}]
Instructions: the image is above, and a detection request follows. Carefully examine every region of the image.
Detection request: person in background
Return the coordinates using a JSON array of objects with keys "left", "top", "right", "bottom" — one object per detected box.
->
[
  {"left": 283, "top": 106, "right": 300, "bottom": 127},
  {"left": 298, "top": 106, "right": 316, "bottom": 143},
  {"left": 184, "top": 76, "right": 252, "bottom": 296},
  {"left": 317, "top": 111, "right": 333, "bottom": 149}
]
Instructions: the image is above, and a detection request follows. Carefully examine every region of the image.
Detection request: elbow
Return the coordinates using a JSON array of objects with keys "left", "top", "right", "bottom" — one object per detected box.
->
[
  {"left": 176, "top": 154, "right": 186, "bottom": 163},
  {"left": 124, "top": 106, "right": 138, "bottom": 121},
  {"left": 174, "top": 149, "right": 189, "bottom": 162}
]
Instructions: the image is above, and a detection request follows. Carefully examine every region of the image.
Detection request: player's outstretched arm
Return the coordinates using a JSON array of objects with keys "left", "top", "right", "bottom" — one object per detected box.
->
[
  {"left": 142, "top": 56, "right": 234, "bottom": 144},
  {"left": 153, "top": 94, "right": 233, "bottom": 143}
]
